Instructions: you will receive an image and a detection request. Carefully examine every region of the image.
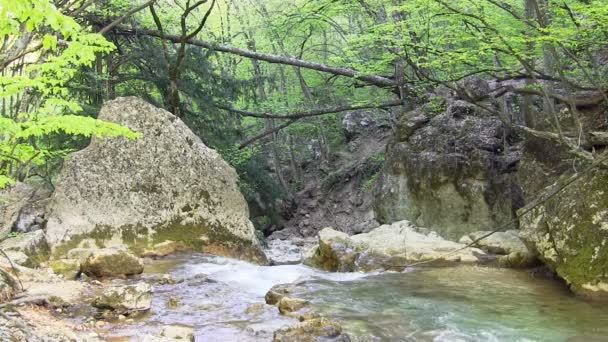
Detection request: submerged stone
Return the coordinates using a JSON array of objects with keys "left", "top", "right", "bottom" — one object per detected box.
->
[{"left": 161, "top": 325, "right": 194, "bottom": 341}]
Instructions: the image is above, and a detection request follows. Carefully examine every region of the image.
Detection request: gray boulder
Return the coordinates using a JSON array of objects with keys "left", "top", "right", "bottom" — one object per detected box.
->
[
  {"left": 375, "top": 98, "right": 523, "bottom": 240},
  {"left": 460, "top": 230, "right": 536, "bottom": 268},
  {"left": 459, "top": 76, "right": 491, "bottom": 101},
  {"left": 304, "top": 221, "right": 487, "bottom": 272},
  {"left": 341, "top": 109, "right": 389, "bottom": 139},
  {"left": 93, "top": 282, "right": 152, "bottom": 313},
  {"left": 44, "top": 97, "right": 265, "bottom": 263}
]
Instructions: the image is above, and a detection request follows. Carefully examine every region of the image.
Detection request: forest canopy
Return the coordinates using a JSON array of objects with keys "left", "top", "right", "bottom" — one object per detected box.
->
[{"left": 1, "top": 0, "right": 607, "bottom": 202}]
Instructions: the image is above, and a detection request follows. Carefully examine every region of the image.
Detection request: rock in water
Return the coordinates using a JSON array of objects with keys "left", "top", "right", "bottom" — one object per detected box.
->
[
  {"left": 273, "top": 317, "right": 349, "bottom": 342},
  {"left": 520, "top": 169, "right": 608, "bottom": 299},
  {"left": 44, "top": 97, "right": 265, "bottom": 263},
  {"left": 93, "top": 282, "right": 152, "bottom": 313},
  {"left": 460, "top": 230, "right": 536, "bottom": 268},
  {"left": 304, "top": 221, "right": 487, "bottom": 272},
  {"left": 160, "top": 325, "right": 195, "bottom": 341},
  {"left": 81, "top": 247, "right": 143, "bottom": 278}
]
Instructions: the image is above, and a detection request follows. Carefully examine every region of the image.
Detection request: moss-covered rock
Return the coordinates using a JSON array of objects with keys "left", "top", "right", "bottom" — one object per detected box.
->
[
  {"left": 520, "top": 169, "right": 608, "bottom": 299},
  {"left": 49, "top": 259, "right": 81, "bottom": 279},
  {"left": 81, "top": 247, "right": 143, "bottom": 278},
  {"left": 273, "top": 317, "right": 349, "bottom": 342},
  {"left": 265, "top": 284, "right": 295, "bottom": 305},
  {"left": 278, "top": 297, "right": 309, "bottom": 314},
  {"left": 44, "top": 97, "right": 265, "bottom": 263},
  {"left": 93, "top": 282, "right": 152, "bottom": 314}
]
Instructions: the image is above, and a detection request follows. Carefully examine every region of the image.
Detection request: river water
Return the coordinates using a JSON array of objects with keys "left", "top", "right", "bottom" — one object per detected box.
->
[{"left": 106, "top": 253, "right": 608, "bottom": 342}]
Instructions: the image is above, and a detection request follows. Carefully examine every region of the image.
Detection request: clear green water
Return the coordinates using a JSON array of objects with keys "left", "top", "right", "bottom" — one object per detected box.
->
[
  {"left": 297, "top": 266, "right": 608, "bottom": 342},
  {"left": 107, "top": 255, "right": 608, "bottom": 341}
]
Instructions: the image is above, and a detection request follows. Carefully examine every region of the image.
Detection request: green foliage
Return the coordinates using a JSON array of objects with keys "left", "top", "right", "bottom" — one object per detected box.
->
[{"left": 0, "top": 0, "right": 139, "bottom": 188}]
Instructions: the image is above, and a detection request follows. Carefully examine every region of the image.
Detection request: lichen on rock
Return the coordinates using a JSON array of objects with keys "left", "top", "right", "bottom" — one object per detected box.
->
[
  {"left": 43, "top": 97, "right": 265, "bottom": 263},
  {"left": 520, "top": 169, "right": 608, "bottom": 299}
]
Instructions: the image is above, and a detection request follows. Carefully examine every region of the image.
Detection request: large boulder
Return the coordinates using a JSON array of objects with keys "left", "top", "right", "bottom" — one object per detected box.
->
[
  {"left": 44, "top": 97, "right": 265, "bottom": 263},
  {"left": 341, "top": 109, "right": 389, "bottom": 140},
  {"left": 374, "top": 97, "right": 523, "bottom": 239},
  {"left": 520, "top": 169, "right": 608, "bottom": 299},
  {"left": 304, "top": 221, "right": 487, "bottom": 272}
]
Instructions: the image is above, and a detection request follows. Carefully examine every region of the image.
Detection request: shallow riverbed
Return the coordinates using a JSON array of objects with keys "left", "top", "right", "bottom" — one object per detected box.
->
[{"left": 104, "top": 253, "right": 608, "bottom": 342}]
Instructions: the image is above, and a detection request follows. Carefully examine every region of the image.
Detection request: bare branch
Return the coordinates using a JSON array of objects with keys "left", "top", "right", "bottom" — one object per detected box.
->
[{"left": 98, "top": 0, "right": 156, "bottom": 35}]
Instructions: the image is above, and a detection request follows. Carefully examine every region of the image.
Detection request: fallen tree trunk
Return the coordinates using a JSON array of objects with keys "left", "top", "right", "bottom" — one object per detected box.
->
[
  {"left": 218, "top": 99, "right": 404, "bottom": 120},
  {"left": 115, "top": 28, "right": 398, "bottom": 88}
]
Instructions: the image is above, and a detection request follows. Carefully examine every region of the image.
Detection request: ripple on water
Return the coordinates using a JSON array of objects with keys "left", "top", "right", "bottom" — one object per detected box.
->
[{"left": 106, "top": 255, "right": 608, "bottom": 342}]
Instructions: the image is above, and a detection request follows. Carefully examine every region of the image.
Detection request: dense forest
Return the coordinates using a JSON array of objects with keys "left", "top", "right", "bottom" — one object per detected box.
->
[
  {"left": 0, "top": 0, "right": 608, "bottom": 341},
  {"left": 3, "top": 0, "right": 607, "bottom": 196}
]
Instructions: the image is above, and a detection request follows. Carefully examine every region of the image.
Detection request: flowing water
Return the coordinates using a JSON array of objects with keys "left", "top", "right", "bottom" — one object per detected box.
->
[{"left": 106, "top": 253, "right": 608, "bottom": 342}]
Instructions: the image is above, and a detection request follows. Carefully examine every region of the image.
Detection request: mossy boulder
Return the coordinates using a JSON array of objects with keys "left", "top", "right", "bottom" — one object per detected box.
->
[
  {"left": 273, "top": 317, "right": 349, "bottom": 342},
  {"left": 49, "top": 259, "right": 81, "bottom": 279},
  {"left": 44, "top": 97, "right": 265, "bottom": 263},
  {"left": 520, "top": 169, "right": 608, "bottom": 299},
  {"left": 160, "top": 325, "right": 194, "bottom": 341},
  {"left": 81, "top": 247, "right": 143, "bottom": 278},
  {"left": 278, "top": 297, "right": 309, "bottom": 314},
  {"left": 93, "top": 282, "right": 152, "bottom": 314}
]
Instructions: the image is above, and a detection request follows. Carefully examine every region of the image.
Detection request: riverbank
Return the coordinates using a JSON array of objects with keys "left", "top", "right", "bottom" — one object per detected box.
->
[{"left": 4, "top": 247, "right": 608, "bottom": 341}]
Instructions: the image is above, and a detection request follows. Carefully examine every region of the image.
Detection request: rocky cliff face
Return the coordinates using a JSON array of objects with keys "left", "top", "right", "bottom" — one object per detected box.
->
[
  {"left": 44, "top": 97, "right": 265, "bottom": 263},
  {"left": 374, "top": 89, "right": 523, "bottom": 240}
]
